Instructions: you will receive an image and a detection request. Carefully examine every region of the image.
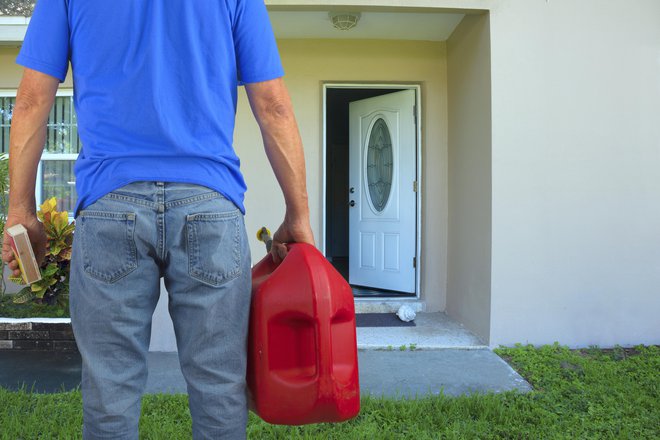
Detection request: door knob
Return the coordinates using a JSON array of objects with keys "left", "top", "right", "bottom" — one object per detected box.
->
[
  {"left": 349, "top": 200, "right": 355, "bottom": 207},
  {"left": 349, "top": 187, "right": 355, "bottom": 194}
]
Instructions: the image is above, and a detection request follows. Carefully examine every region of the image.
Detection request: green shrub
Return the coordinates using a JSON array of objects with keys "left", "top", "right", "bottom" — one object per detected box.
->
[{"left": 9, "top": 197, "right": 74, "bottom": 312}]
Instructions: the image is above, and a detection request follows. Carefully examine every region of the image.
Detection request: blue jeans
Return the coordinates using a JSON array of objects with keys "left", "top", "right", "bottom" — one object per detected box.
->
[{"left": 70, "top": 181, "right": 252, "bottom": 439}]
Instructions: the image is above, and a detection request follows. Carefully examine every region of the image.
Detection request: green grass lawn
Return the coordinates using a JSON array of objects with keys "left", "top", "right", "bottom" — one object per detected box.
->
[{"left": 1, "top": 343, "right": 658, "bottom": 439}]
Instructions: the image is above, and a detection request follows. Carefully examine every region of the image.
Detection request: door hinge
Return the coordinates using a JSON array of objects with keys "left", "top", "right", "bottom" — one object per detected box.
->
[
  {"left": 413, "top": 105, "right": 417, "bottom": 124},
  {"left": 413, "top": 257, "right": 417, "bottom": 268},
  {"left": 413, "top": 181, "right": 418, "bottom": 192}
]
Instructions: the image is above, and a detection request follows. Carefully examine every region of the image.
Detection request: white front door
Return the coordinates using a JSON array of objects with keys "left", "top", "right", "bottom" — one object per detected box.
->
[{"left": 348, "top": 90, "right": 416, "bottom": 293}]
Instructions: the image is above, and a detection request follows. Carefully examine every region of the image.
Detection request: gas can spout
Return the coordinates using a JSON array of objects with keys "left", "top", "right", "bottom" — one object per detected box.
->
[{"left": 256, "top": 226, "right": 273, "bottom": 253}]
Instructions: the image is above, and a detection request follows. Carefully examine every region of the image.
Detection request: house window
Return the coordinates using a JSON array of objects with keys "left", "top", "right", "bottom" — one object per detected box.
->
[{"left": 1, "top": 90, "right": 80, "bottom": 215}]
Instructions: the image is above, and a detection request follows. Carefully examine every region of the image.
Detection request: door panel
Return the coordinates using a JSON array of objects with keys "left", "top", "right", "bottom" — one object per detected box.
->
[
  {"left": 359, "top": 232, "right": 376, "bottom": 269},
  {"left": 348, "top": 90, "right": 416, "bottom": 293}
]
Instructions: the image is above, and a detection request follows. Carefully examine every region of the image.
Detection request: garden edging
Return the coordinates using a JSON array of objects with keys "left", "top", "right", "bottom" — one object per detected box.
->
[{"left": 0, "top": 318, "right": 77, "bottom": 352}]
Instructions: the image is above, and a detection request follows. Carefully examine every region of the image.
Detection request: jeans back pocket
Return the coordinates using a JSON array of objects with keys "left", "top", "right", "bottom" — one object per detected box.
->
[
  {"left": 79, "top": 211, "right": 138, "bottom": 283},
  {"left": 186, "top": 211, "right": 242, "bottom": 287}
]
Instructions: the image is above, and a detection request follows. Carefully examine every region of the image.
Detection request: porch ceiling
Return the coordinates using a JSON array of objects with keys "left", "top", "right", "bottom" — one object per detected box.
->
[
  {"left": 270, "top": 10, "right": 464, "bottom": 41},
  {"left": 0, "top": 10, "right": 466, "bottom": 45}
]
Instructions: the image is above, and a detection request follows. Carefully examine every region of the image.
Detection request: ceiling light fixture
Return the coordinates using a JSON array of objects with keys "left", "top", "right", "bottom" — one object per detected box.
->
[{"left": 329, "top": 12, "right": 361, "bottom": 31}]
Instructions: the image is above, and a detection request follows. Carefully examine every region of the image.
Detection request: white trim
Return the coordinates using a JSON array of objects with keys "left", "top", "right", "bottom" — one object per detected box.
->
[
  {"left": 322, "top": 83, "right": 423, "bottom": 299},
  {"left": 414, "top": 87, "right": 422, "bottom": 302},
  {"left": 0, "top": 17, "right": 29, "bottom": 43},
  {"left": 0, "top": 88, "right": 74, "bottom": 97},
  {"left": 54, "top": 89, "right": 74, "bottom": 97},
  {"left": 41, "top": 153, "right": 78, "bottom": 161},
  {"left": 322, "top": 88, "right": 327, "bottom": 253},
  {"left": 0, "top": 17, "right": 30, "bottom": 25},
  {"left": 35, "top": 161, "right": 42, "bottom": 206},
  {"left": 0, "top": 317, "right": 70, "bottom": 323}
]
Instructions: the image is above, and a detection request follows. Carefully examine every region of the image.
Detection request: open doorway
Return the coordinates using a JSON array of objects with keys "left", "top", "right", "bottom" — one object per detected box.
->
[{"left": 324, "top": 85, "right": 420, "bottom": 298}]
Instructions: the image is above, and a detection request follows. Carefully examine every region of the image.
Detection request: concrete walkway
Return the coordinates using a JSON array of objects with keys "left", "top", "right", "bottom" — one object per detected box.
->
[
  {"left": 0, "top": 313, "right": 533, "bottom": 397},
  {"left": 144, "top": 349, "right": 532, "bottom": 398},
  {"left": 0, "top": 349, "right": 532, "bottom": 398}
]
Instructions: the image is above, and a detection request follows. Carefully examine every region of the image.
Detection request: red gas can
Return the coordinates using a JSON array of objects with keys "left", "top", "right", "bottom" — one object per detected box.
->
[{"left": 247, "top": 242, "right": 360, "bottom": 425}]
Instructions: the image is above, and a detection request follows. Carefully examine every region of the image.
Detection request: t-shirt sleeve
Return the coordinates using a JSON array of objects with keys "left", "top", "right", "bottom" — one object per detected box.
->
[
  {"left": 233, "top": 0, "right": 284, "bottom": 85},
  {"left": 16, "top": 0, "right": 70, "bottom": 82}
]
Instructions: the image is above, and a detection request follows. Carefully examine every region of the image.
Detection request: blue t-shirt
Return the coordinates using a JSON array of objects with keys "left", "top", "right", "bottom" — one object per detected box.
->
[{"left": 17, "top": 0, "right": 284, "bottom": 216}]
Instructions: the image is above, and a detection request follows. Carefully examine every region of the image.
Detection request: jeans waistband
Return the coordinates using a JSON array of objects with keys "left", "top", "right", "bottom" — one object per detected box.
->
[{"left": 98, "top": 181, "right": 229, "bottom": 210}]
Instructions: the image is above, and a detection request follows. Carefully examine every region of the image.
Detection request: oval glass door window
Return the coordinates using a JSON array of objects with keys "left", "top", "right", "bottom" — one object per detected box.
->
[{"left": 365, "top": 117, "right": 393, "bottom": 213}]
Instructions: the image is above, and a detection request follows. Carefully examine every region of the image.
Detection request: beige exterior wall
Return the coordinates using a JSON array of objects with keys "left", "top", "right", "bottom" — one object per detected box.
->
[
  {"left": 488, "top": 0, "right": 660, "bottom": 347},
  {"left": 236, "top": 39, "right": 448, "bottom": 311},
  {"left": 0, "top": 46, "right": 74, "bottom": 88},
  {"left": 0, "top": 47, "right": 23, "bottom": 88},
  {"left": 446, "top": 14, "right": 491, "bottom": 343}
]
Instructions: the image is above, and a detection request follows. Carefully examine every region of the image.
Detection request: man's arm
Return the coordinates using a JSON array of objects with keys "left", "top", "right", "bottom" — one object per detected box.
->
[
  {"left": 1, "top": 69, "right": 58, "bottom": 277},
  {"left": 244, "top": 77, "right": 314, "bottom": 262}
]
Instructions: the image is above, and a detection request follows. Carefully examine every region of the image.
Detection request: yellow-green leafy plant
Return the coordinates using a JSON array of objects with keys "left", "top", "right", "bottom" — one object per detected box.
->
[{"left": 11, "top": 197, "right": 75, "bottom": 308}]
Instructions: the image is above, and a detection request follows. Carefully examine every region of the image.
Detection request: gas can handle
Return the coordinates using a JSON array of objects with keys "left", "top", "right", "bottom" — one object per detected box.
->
[{"left": 256, "top": 227, "right": 273, "bottom": 253}]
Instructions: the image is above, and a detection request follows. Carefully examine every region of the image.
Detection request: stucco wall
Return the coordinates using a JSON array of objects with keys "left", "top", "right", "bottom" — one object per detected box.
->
[
  {"left": 446, "top": 14, "right": 492, "bottom": 344},
  {"left": 237, "top": 39, "right": 449, "bottom": 311},
  {"left": 488, "top": 0, "right": 660, "bottom": 347},
  {"left": 0, "top": 47, "right": 23, "bottom": 87}
]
